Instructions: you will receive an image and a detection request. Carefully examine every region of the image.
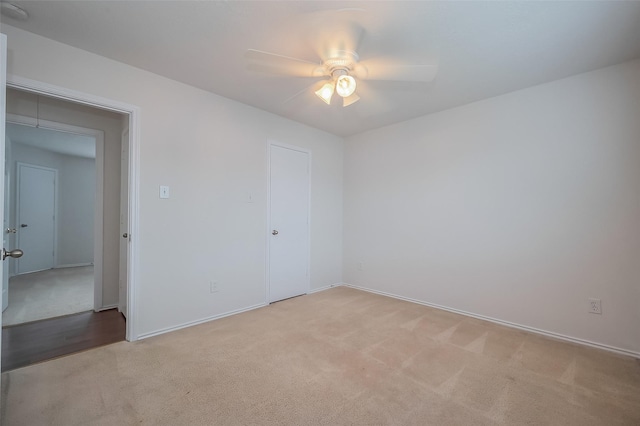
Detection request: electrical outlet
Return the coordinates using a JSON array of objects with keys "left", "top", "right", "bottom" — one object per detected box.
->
[
  {"left": 588, "top": 298, "right": 602, "bottom": 315},
  {"left": 210, "top": 281, "right": 219, "bottom": 293}
]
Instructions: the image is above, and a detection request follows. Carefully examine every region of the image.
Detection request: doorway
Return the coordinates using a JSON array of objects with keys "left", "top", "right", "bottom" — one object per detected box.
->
[
  {"left": 268, "top": 142, "right": 310, "bottom": 303},
  {"left": 1, "top": 86, "right": 132, "bottom": 370},
  {"left": 3, "top": 119, "right": 99, "bottom": 326}
]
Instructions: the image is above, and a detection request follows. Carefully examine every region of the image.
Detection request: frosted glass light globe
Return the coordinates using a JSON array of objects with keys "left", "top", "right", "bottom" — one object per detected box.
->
[{"left": 336, "top": 75, "right": 356, "bottom": 97}]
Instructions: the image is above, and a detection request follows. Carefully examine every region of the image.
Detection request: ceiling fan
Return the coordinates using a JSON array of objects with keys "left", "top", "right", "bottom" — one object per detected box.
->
[{"left": 245, "top": 11, "right": 438, "bottom": 108}]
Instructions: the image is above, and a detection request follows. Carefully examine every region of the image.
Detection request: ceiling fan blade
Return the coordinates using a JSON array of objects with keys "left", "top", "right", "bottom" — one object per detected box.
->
[
  {"left": 314, "top": 20, "right": 365, "bottom": 61},
  {"left": 246, "top": 63, "right": 319, "bottom": 78},
  {"left": 298, "top": 9, "right": 366, "bottom": 61},
  {"left": 354, "top": 59, "right": 438, "bottom": 82},
  {"left": 245, "top": 49, "right": 324, "bottom": 78},
  {"left": 282, "top": 81, "right": 322, "bottom": 105},
  {"left": 351, "top": 80, "right": 395, "bottom": 117}
]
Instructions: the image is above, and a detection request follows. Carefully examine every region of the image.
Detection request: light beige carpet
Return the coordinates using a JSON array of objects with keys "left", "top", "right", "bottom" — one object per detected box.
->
[
  {"left": 2, "top": 266, "right": 94, "bottom": 326},
  {"left": 2, "top": 287, "right": 639, "bottom": 425}
]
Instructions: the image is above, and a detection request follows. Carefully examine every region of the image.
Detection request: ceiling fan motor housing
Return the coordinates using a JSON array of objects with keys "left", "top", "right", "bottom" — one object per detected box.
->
[{"left": 324, "top": 50, "right": 359, "bottom": 78}]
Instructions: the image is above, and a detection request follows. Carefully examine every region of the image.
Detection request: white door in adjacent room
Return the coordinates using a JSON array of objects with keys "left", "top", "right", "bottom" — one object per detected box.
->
[
  {"left": 16, "top": 163, "right": 57, "bottom": 274},
  {"left": 268, "top": 143, "right": 310, "bottom": 303}
]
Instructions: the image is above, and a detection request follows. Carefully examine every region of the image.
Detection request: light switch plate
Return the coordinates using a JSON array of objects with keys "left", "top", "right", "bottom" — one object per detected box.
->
[{"left": 159, "top": 185, "right": 170, "bottom": 199}]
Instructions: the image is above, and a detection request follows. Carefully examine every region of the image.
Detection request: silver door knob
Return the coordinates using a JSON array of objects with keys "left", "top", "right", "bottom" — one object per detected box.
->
[
  {"left": 5, "top": 228, "right": 16, "bottom": 234},
  {"left": 272, "top": 230, "right": 278, "bottom": 235},
  {"left": 122, "top": 233, "right": 128, "bottom": 238},
  {"left": 2, "top": 248, "right": 23, "bottom": 260}
]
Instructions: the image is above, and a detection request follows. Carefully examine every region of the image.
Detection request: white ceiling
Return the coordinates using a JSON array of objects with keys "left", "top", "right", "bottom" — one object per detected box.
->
[
  {"left": 7, "top": 123, "right": 96, "bottom": 159},
  {"left": 2, "top": 1, "right": 640, "bottom": 137}
]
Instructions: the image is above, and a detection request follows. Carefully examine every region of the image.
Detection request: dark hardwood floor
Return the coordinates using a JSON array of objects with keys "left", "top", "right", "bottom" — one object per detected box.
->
[{"left": 1, "top": 309, "right": 126, "bottom": 372}]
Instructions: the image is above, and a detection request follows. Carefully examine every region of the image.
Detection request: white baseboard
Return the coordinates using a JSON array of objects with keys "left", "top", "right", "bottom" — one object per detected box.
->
[
  {"left": 56, "top": 263, "right": 93, "bottom": 269},
  {"left": 139, "top": 286, "right": 346, "bottom": 341},
  {"left": 137, "top": 302, "right": 267, "bottom": 341},
  {"left": 343, "top": 283, "right": 640, "bottom": 359},
  {"left": 95, "top": 303, "right": 118, "bottom": 312},
  {"left": 308, "top": 283, "right": 343, "bottom": 294}
]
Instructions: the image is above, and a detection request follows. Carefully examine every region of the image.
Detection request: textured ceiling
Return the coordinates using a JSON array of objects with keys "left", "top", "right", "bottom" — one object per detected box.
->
[{"left": 2, "top": 1, "right": 640, "bottom": 137}]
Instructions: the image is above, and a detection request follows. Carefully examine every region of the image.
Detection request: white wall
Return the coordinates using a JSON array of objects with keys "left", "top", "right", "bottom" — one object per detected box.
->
[
  {"left": 1, "top": 24, "right": 344, "bottom": 337},
  {"left": 10, "top": 141, "right": 95, "bottom": 268},
  {"left": 344, "top": 59, "right": 640, "bottom": 354},
  {"left": 58, "top": 153, "right": 95, "bottom": 266},
  {"left": 7, "top": 88, "right": 122, "bottom": 306}
]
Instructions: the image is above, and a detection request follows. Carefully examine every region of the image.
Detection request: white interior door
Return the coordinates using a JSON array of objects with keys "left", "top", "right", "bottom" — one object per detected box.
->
[
  {"left": 1, "top": 34, "right": 7, "bottom": 316},
  {"left": 268, "top": 144, "right": 310, "bottom": 303},
  {"left": 0, "top": 32, "right": 6, "bottom": 380},
  {"left": 16, "top": 163, "right": 56, "bottom": 274},
  {"left": 119, "top": 126, "right": 129, "bottom": 317}
]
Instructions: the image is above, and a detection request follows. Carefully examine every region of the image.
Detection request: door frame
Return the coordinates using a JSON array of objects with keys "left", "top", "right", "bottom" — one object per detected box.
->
[
  {"left": 15, "top": 162, "right": 58, "bottom": 274},
  {"left": 7, "top": 115, "right": 106, "bottom": 311},
  {"left": 118, "top": 125, "right": 129, "bottom": 316},
  {"left": 6, "top": 75, "right": 141, "bottom": 341},
  {"left": 265, "top": 139, "right": 311, "bottom": 304}
]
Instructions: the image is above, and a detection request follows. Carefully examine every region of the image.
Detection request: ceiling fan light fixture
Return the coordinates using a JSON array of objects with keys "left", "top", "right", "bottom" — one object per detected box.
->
[
  {"left": 315, "top": 81, "right": 335, "bottom": 105},
  {"left": 343, "top": 93, "right": 360, "bottom": 107},
  {"left": 335, "top": 75, "right": 356, "bottom": 97}
]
